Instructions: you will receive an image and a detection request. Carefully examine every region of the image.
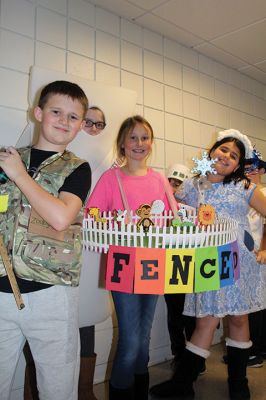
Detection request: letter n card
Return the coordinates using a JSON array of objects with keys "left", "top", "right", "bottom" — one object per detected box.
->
[{"left": 165, "top": 248, "right": 195, "bottom": 293}]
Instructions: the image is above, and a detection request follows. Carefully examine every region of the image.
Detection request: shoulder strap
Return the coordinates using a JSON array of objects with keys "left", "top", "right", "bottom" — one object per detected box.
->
[
  {"left": 115, "top": 168, "right": 132, "bottom": 223},
  {"left": 162, "top": 174, "right": 179, "bottom": 218}
]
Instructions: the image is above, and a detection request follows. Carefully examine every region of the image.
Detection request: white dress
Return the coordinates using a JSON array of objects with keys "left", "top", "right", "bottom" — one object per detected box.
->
[{"left": 176, "top": 178, "right": 266, "bottom": 318}]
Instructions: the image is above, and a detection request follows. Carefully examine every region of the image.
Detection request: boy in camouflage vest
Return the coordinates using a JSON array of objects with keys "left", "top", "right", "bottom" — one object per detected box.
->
[{"left": 0, "top": 80, "right": 91, "bottom": 400}]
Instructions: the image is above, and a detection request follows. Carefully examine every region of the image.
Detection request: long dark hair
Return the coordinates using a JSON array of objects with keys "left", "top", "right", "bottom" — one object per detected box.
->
[{"left": 209, "top": 137, "right": 250, "bottom": 188}]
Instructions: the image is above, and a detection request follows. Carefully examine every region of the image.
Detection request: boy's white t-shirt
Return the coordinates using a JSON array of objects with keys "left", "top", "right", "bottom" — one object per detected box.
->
[{"left": 248, "top": 186, "right": 266, "bottom": 250}]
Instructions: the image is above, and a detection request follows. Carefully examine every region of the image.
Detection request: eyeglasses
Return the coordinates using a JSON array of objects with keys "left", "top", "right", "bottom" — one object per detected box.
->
[{"left": 85, "top": 119, "right": 106, "bottom": 130}]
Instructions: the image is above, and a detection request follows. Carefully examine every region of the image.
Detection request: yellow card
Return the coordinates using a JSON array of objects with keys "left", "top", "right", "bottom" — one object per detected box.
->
[
  {"left": 165, "top": 248, "right": 195, "bottom": 293},
  {"left": 0, "top": 194, "right": 8, "bottom": 212}
]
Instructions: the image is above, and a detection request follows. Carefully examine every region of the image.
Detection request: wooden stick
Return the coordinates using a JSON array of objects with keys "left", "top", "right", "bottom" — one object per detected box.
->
[{"left": 0, "top": 235, "right": 25, "bottom": 310}]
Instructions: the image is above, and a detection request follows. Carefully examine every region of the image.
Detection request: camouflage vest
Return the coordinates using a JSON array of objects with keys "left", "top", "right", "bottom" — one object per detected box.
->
[{"left": 0, "top": 147, "right": 86, "bottom": 286}]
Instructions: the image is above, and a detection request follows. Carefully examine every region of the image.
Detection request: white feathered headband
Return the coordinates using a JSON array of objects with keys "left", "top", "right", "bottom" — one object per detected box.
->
[{"left": 217, "top": 129, "right": 253, "bottom": 159}]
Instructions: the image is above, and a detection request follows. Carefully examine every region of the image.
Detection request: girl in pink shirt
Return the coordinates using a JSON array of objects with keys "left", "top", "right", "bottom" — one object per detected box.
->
[{"left": 87, "top": 115, "right": 170, "bottom": 400}]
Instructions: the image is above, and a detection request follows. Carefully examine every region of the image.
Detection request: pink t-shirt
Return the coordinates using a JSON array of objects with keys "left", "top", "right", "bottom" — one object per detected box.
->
[{"left": 86, "top": 167, "right": 171, "bottom": 214}]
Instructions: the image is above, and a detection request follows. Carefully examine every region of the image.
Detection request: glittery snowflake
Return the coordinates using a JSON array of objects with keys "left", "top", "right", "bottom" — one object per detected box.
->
[{"left": 191, "top": 151, "right": 217, "bottom": 176}]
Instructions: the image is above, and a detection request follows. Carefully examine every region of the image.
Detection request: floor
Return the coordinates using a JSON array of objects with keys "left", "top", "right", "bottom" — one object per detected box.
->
[{"left": 93, "top": 343, "right": 266, "bottom": 399}]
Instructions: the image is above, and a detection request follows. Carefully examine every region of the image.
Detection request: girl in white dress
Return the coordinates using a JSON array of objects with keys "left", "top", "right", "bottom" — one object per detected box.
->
[{"left": 150, "top": 129, "right": 266, "bottom": 400}]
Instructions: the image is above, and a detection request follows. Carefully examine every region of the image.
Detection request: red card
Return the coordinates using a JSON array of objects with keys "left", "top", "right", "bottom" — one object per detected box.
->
[{"left": 105, "top": 245, "right": 135, "bottom": 293}]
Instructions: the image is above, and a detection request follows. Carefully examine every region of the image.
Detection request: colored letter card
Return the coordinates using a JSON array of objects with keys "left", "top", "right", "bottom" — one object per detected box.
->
[
  {"left": 194, "top": 247, "right": 220, "bottom": 292},
  {"left": 106, "top": 245, "right": 135, "bottom": 293},
  {"left": 165, "top": 249, "right": 195, "bottom": 293},
  {"left": 218, "top": 243, "right": 234, "bottom": 288},
  {"left": 134, "top": 247, "right": 165, "bottom": 294}
]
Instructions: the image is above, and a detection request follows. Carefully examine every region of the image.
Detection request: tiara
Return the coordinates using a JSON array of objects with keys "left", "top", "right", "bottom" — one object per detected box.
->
[{"left": 217, "top": 129, "right": 253, "bottom": 159}]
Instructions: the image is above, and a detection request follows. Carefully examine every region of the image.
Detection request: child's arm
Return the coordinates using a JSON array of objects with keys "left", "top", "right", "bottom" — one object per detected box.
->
[
  {"left": 255, "top": 221, "right": 266, "bottom": 264},
  {"left": 0, "top": 147, "right": 83, "bottom": 231},
  {"left": 249, "top": 186, "right": 266, "bottom": 218},
  {"left": 256, "top": 250, "right": 266, "bottom": 264}
]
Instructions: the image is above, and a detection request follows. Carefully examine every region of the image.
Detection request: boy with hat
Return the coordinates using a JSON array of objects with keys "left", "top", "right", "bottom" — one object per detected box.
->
[
  {"left": 165, "top": 163, "right": 206, "bottom": 373},
  {"left": 245, "top": 149, "right": 266, "bottom": 366}
]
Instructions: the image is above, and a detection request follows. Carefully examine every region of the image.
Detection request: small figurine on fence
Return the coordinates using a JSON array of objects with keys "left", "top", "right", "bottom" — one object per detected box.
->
[
  {"left": 114, "top": 209, "right": 128, "bottom": 224},
  {"left": 197, "top": 204, "right": 216, "bottom": 226},
  {"left": 136, "top": 203, "right": 154, "bottom": 232},
  {"left": 88, "top": 207, "right": 107, "bottom": 223}
]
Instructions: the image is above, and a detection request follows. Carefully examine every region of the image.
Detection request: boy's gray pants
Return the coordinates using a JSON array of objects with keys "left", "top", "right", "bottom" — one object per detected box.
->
[{"left": 0, "top": 285, "right": 80, "bottom": 400}]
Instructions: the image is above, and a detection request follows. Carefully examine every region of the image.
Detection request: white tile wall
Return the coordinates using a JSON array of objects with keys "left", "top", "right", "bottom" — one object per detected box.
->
[
  {"left": 121, "top": 40, "right": 143, "bottom": 75},
  {"left": 183, "top": 66, "right": 199, "bottom": 95},
  {"left": 184, "top": 144, "right": 202, "bottom": 168},
  {"left": 143, "top": 28, "right": 163, "bottom": 54},
  {"left": 67, "top": 52, "right": 95, "bottom": 80},
  {"left": 144, "top": 78, "right": 164, "bottom": 110},
  {"left": 164, "top": 113, "right": 183, "bottom": 143},
  {"left": 1, "top": 1, "right": 266, "bottom": 397},
  {"left": 1, "top": 0, "right": 35, "bottom": 37},
  {"left": 214, "top": 61, "right": 230, "bottom": 83},
  {"left": 200, "top": 97, "right": 218, "bottom": 125},
  {"left": 181, "top": 46, "right": 198, "bottom": 69},
  {"left": 0, "top": 108, "right": 28, "bottom": 146},
  {"left": 216, "top": 103, "right": 230, "bottom": 128},
  {"left": 253, "top": 80, "right": 265, "bottom": 98},
  {"left": 229, "top": 69, "right": 244, "bottom": 90},
  {"left": 183, "top": 92, "right": 200, "bottom": 120},
  {"left": 121, "top": 70, "right": 143, "bottom": 104},
  {"left": 163, "top": 37, "right": 182, "bottom": 63},
  {"left": 199, "top": 54, "right": 216, "bottom": 77},
  {"left": 0, "top": 30, "right": 34, "bottom": 73},
  {"left": 68, "top": 20, "right": 95, "bottom": 58},
  {"left": 95, "top": 62, "right": 120, "bottom": 86},
  {"left": 121, "top": 19, "right": 142, "bottom": 46},
  {"left": 35, "top": 42, "right": 66, "bottom": 71},
  {"left": 230, "top": 109, "right": 244, "bottom": 132},
  {"left": 229, "top": 85, "right": 245, "bottom": 111},
  {"left": 183, "top": 119, "right": 201, "bottom": 147},
  {"left": 164, "top": 85, "right": 182, "bottom": 115},
  {"left": 144, "top": 50, "right": 164, "bottom": 82},
  {"left": 165, "top": 140, "right": 184, "bottom": 166},
  {"left": 200, "top": 123, "right": 216, "bottom": 150},
  {"left": 242, "top": 92, "right": 254, "bottom": 115},
  {"left": 215, "top": 80, "right": 230, "bottom": 105},
  {"left": 200, "top": 73, "right": 215, "bottom": 100},
  {"left": 95, "top": 7, "right": 120, "bottom": 37},
  {"left": 254, "top": 96, "right": 266, "bottom": 119},
  {"left": 68, "top": 0, "right": 95, "bottom": 26},
  {"left": 144, "top": 107, "right": 164, "bottom": 139},
  {"left": 0, "top": 68, "right": 29, "bottom": 109},
  {"left": 37, "top": 0, "right": 67, "bottom": 14},
  {"left": 36, "top": 7, "right": 66, "bottom": 48},
  {"left": 96, "top": 31, "right": 120, "bottom": 67},
  {"left": 164, "top": 58, "right": 182, "bottom": 89},
  {"left": 150, "top": 138, "right": 165, "bottom": 168}
]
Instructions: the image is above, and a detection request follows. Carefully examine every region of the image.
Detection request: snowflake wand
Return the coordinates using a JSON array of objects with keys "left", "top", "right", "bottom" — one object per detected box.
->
[
  {"left": 191, "top": 151, "right": 217, "bottom": 176},
  {"left": 191, "top": 151, "right": 217, "bottom": 205}
]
